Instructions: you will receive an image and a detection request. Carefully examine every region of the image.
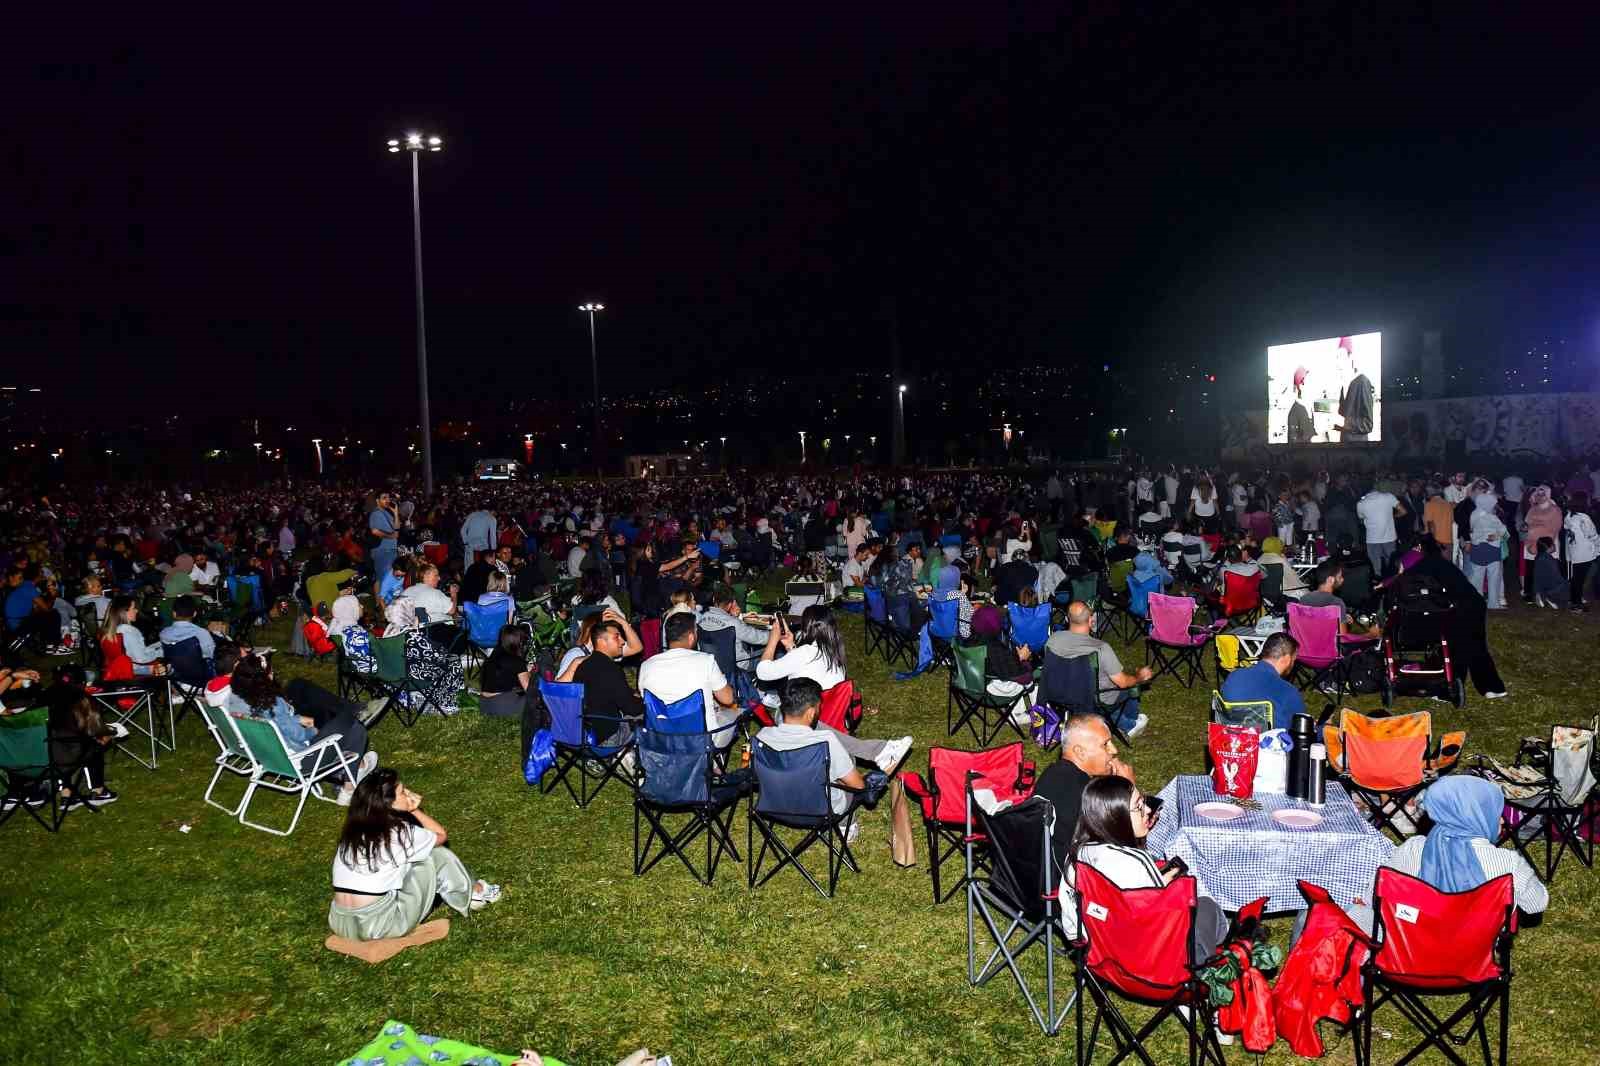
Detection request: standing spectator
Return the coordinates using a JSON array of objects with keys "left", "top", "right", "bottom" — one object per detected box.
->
[
  {"left": 368, "top": 491, "right": 400, "bottom": 607},
  {"left": 1465, "top": 494, "right": 1508, "bottom": 609},
  {"left": 459, "top": 507, "right": 498, "bottom": 564},
  {"left": 1563, "top": 505, "right": 1600, "bottom": 612},
  {"left": 1518, "top": 486, "right": 1562, "bottom": 605},
  {"left": 1355, "top": 484, "right": 1405, "bottom": 576}
]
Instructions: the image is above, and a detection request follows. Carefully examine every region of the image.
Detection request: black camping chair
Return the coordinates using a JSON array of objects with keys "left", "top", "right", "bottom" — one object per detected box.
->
[{"left": 1039, "top": 648, "right": 1134, "bottom": 744}]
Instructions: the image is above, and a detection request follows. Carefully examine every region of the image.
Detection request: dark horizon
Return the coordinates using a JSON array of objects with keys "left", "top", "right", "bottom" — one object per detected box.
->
[{"left": 10, "top": 5, "right": 1600, "bottom": 433}]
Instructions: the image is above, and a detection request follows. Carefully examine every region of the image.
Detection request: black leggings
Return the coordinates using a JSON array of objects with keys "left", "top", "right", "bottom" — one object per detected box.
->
[
  {"left": 1572, "top": 560, "right": 1592, "bottom": 607},
  {"left": 284, "top": 678, "right": 363, "bottom": 728}
]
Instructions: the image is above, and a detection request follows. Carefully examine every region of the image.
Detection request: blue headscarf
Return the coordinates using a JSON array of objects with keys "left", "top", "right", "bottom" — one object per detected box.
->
[
  {"left": 1418, "top": 776, "right": 1503, "bottom": 893},
  {"left": 1132, "top": 551, "right": 1173, "bottom": 587}
]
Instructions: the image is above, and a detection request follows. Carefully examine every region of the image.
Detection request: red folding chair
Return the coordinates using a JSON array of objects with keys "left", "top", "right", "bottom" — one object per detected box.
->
[
  {"left": 1358, "top": 868, "right": 1517, "bottom": 1066},
  {"left": 1207, "top": 569, "right": 1264, "bottom": 625},
  {"left": 902, "top": 742, "right": 1035, "bottom": 903},
  {"left": 817, "top": 679, "right": 864, "bottom": 735},
  {"left": 1074, "top": 863, "right": 1253, "bottom": 1066}
]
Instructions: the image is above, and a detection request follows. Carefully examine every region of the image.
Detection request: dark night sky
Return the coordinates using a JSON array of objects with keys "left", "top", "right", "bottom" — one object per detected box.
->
[{"left": 10, "top": 4, "right": 1600, "bottom": 422}]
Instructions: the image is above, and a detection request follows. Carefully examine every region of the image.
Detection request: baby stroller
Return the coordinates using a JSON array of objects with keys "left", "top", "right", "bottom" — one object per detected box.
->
[{"left": 1378, "top": 586, "right": 1464, "bottom": 708}]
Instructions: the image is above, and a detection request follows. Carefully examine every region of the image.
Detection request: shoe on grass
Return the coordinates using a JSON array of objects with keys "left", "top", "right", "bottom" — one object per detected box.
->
[
  {"left": 356, "top": 750, "right": 379, "bottom": 784},
  {"left": 875, "top": 736, "right": 913, "bottom": 772},
  {"left": 470, "top": 880, "right": 502, "bottom": 910},
  {"left": 86, "top": 789, "right": 119, "bottom": 807},
  {"left": 1485, "top": 690, "right": 1509, "bottom": 700},
  {"left": 1125, "top": 714, "right": 1150, "bottom": 740}
]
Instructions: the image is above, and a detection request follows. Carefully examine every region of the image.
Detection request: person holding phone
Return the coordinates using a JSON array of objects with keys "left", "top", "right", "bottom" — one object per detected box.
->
[{"left": 1072, "top": 775, "right": 1228, "bottom": 959}]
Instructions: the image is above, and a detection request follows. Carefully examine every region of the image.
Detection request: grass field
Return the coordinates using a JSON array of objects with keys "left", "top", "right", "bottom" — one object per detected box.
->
[{"left": 4, "top": 598, "right": 1598, "bottom": 1065}]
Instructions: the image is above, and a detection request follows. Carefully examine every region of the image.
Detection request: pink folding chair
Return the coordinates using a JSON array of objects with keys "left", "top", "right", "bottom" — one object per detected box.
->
[
  {"left": 1145, "top": 593, "right": 1219, "bottom": 688},
  {"left": 1287, "top": 602, "right": 1376, "bottom": 702}
]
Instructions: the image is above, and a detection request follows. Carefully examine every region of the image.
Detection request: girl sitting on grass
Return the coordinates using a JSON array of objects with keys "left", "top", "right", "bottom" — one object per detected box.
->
[{"left": 330, "top": 768, "right": 500, "bottom": 942}]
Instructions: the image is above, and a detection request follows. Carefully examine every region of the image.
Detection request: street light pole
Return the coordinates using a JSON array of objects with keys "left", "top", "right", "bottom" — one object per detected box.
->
[
  {"left": 388, "top": 132, "right": 443, "bottom": 498},
  {"left": 579, "top": 303, "right": 605, "bottom": 477}
]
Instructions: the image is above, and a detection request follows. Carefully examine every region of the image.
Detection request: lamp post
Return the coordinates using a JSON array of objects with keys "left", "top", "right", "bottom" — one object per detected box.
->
[
  {"left": 311, "top": 438, "right": 323, "bottom": 475},
  {"left": 387, "top": 131, "right": 442, "bottom": 498},
  {"left": 894, "top": 384, "right": 907, "bottom": 466},
  {"left": 798, "top": 430, "right": 807, "bottom": 465},
  {"left": 579, "top": 303, "right": 605, "bottom": 477}
]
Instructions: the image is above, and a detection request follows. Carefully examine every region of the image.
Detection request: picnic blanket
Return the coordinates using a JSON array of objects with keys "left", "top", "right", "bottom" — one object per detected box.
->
[{"left": 340, "top": 1020, "right": 566, "bottom": 1066}]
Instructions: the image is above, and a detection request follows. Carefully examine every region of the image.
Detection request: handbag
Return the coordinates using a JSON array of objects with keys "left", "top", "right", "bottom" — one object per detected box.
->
[{"left": 522, "top": 728, "right": 556, "bottom": 785}]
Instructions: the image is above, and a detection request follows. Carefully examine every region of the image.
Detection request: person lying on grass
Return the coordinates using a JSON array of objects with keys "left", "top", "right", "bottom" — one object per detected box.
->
[{"left": 331, "top": 768, "right": 501, "bottom": 942}]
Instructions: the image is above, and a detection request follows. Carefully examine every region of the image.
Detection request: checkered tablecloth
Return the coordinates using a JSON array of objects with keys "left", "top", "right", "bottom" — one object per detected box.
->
[{"left": 1147, "top": 774, "right": 1394, "bottom": 913}]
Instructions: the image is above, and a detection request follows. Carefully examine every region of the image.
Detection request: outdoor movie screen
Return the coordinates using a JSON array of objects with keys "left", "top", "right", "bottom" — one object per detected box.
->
[{"left": 1266, "top": 332, "right": 1381, "bottom": 445}]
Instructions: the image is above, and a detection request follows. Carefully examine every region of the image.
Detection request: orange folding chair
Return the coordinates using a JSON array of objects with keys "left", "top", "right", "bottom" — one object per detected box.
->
[{"left": 1322, "top": 708, "right": 1464, "bottom": 841}]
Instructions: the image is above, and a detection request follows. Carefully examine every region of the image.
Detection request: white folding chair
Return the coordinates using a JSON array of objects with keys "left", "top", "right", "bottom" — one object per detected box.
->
[{"left": 198, "top": 702, "right": 255, "bottom": 816}]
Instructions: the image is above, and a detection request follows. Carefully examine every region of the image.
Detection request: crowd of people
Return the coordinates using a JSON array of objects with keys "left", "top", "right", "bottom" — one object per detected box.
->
[{"left": 0, "top": 456, "right": 1578, "bottom": 973}]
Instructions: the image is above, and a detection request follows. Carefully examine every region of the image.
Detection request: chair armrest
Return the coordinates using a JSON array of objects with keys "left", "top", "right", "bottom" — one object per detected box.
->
[{"left": 901, "top": 772, "right": 930, "bottom": 801}]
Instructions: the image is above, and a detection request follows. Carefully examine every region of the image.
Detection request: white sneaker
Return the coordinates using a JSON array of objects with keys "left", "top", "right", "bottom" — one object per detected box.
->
[
  {"left": 336, "top": 781, "right": 356, "bottom": 807},
  {"left": 356, "top": 750, "right": 379, "bottom": 784},
  {"left": 844, "top": 820, "right": 861, "bottom": 845},
  {"left": 1485, "top": 690, "right": 1509, "bottom": 700},
  {"left": 875, "top": 736, "right": 913, "bottom": 772},
  {"left": 1125, "top": 714, "right": 1150, "bottom": 741}
]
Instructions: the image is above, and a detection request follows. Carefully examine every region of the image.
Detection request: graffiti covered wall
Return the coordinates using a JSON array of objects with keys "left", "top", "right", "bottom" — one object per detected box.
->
[{"left": 1221, "top": 392, "right": 1600, "bottom": 466}]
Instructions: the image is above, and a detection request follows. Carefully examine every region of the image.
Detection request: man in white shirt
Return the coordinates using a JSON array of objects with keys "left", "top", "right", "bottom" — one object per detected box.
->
[
  {"left": 399, "top": 562, "right": 456, "bottom": 619},
  {"left": 189, "top": 551, "right": 221, "bottom": 595},
  {"left": 1444, "top": 473, "right": 1470, "bottom": 504},
  {"left": 565, "top": 535, "right": 589, "bottom": 578},
  {"left": 1355, "top": 486, "right": 1406, "bottom": 576},
  {"left": 841, "top": 543, "right": 870, "bottom": 587},
  {"left": 638, "top": 611, "right": 742, "bottom": 748},
  {"left": 460, "top": 508, "right": 499, "bottom": 561}
]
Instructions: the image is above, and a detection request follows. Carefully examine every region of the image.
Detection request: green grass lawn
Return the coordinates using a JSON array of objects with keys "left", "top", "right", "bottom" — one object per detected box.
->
[{"left": 4, "top": 603, "right": 1598, "bottom": 1065}]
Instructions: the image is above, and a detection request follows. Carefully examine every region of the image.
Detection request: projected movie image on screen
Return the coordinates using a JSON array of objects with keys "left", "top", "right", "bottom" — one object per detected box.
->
[{"left": 1267, "top": 332, "right": 1381, "bottom": 445}]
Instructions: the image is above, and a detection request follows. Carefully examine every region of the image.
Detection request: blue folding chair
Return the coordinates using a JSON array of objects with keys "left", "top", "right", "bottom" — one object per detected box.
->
[
  {"left": 1005, "top": 601, "right": 1051, "bottom": 655},
  {"left": 538, "top": 677, "right": 636, "bottom": 808},
  {"left": 161, "top": 636, "right": 215, "bottom": 744},
  {"left": 634, "top": 692, "right": 751, "bottom": 884},
  {"left": 747, "top": 737, "right": 863, "bottom": 898},
  {"left": 461, "top": 600, "right": 507, "bottom": 675},
  {"left": 928, "top": 596, "right": 961, "bottom": 670},
  {"left": 695, "top": 624, "right": 760, "bottom": 707},
  {"left": 696, "top": 539, "right": 722, "bottom": 561},
  {"left": 863, "top": 586, "right": 913, "bottom": 668},
  {"left": 1126, "top": 571, "right": 1163, "bottom": 628}
]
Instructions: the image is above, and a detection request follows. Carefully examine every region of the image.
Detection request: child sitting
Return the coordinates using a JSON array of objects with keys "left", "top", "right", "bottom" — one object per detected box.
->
[{"left": 1531, "top": 536, "right": 1569, "bottom": 609}]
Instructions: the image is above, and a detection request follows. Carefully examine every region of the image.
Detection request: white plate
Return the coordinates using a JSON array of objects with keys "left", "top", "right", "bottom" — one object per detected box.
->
[
  {"left": 1194, "top": 801, "right": 1245, "bottom": 822},
  {"left": 1272, "top": 808, "right": 1324, "bottom": 829}
]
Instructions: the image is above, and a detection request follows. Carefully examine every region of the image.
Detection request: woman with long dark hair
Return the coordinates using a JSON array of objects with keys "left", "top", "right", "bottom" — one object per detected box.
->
[
  {"left": 479, "top": 624, "right": 531, "bottom": 699},
  {"left": 329, "top": 767, "right": 500, "bottom": 942},
  {"left": 1073, "top": 775, "right": 1229, "bottom": 959},
  {"left": 228, "top": 655, "right": 374, "bottom": 802},
  {"left": 755, "top": 606, "right": 910, "bottom": 772}
]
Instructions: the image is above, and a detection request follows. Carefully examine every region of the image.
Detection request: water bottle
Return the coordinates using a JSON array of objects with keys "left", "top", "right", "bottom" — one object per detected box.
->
[
  {"left": 1288, "top": 713, "right": 1314, "bottom": 799},
  {"left": 1307, "top": 742, "right": 1327, "bottom": 806}
]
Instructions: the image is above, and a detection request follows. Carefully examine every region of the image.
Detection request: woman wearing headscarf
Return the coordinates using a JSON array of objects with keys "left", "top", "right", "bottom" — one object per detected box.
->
[
  {"left": 1466, "top": 492, "right": 1509, "bottom": 609},
  {"left": 1387, "top": 776, "right": 1547, "bottom": 910},
  {"left": 927, "top": 564, "right": 974, "bottom": 639},
  {"left": 384, "top": 598, "right": 464, "bottom": 717},
  {"left": 1518, "top": 485, "right": 1562, "bottom": 605},
  {"left": 964, "top": 604, "right": 1034, "bottom": 726}
]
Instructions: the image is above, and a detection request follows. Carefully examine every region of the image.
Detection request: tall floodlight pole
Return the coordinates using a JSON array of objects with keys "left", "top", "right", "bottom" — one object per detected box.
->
[
  {"left": 579, "top": 303, "right": 605, "bottom": 477},
  {"left": 388, "top": 131, "right": 442, "bottom": 497},
  {"left": 895, "top": 384, "right": 907, "bottom": 466}
]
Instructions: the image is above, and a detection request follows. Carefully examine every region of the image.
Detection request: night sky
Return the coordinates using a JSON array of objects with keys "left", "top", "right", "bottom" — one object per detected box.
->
[{"left": 11, "top": 5, "right": 1600, "bottom": 425}]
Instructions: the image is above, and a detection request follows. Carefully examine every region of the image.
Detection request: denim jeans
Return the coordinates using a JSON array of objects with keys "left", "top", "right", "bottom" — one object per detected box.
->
[
  {"left": 1464, "top": 557, "right": 1505, "bottom": 608},
  {"left": 1366, "top": 540, "right": 1395, "bottom": 576},
  {"left": 1105, "top": 694, "right": 1142, "bottom": 733}
]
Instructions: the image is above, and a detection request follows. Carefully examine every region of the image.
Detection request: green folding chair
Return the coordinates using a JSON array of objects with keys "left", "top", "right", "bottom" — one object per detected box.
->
[
  {"left": 0, "top": 708, "right": 69, "bottom": 832},
  {"left": 229, "top": 712, "right": 356, "bottom": 836},
  {"left": 1209, "top": 691, "right": 1274, "bottom": 731},
  {"left": 199, "top": 702, "right": 255, "bottom": 816},
  {"left": 947, "top": 642, "right": 1033, "bottom": 746}
]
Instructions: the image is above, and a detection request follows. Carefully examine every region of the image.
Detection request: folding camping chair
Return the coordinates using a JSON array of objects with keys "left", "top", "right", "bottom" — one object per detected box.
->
[
  {"left": 632, "top": 692, "right": 751, "bottom": 885},
  {"left": 1096, "top": 559, "right": 1139, "bottom": 642},
  {"left": 1207, "top": 569, "right": 1264, "bottom": 626},
  {"left": 818, "top": 679, "right": 865, "bottom": 735},
  {"left": 228, "top": 711, "right": 358, "bottom": 836},
  {"left": 928, "top": 596, "right": 961, "bottom": 671},
  {"left": 1143, "top": 593, "right": 1218, "bottom": 689},
  {"left": 537, "top": 677, "right": 636, "bottom": 809},
  {"left": 1210, "top": 690, "right": 1273, "bottom": 731},
  {"left": 1053, "top": 573, "right": 1099, "bottom": 631},
  {"left": 746, "top": 737, "right": 863, "bottom": 898},
  {"left": 1479, "top": 719, "right": 1597, "bottom": 882},
  {"left": 1073, "top": 862, "right": 1246, "bottom": 1066},
  {"left": 332, "top": 633, "right": 390, "bottom": 709},
  {"left": 1124, "top": 571, "right": 1162, "bottom": 632},
  {"left": 92, "top": 683, "right": 165, "bottom": 770},
  {"left": 863, "top": 586, "right": 914, "bottom": 668},
  {"left": 162, "top": 636, "right": 214, "bottom": 745},
  {"left": 1211, "top": 632, "right": 1259, "bottom": 684},
  {"left": 902, "top": 742, "right": 1035, "bottom": 903},
  {"left": 1322, "top": 707, "right": 1464, "bottom": 841},
  {"left": 199, "top": 701, "right": 255, "bottom": 816},
  {"left": 1288, "top": 602, "right": 1377, "bottom": 703},
  {"left": 964, "top": 786, "right": 1074, "bottom": 1035},
  {"left": 1006, "top": 601, "right": 1051, "bottom": 656},
  {"left": 1357, "top": 868, "right": 1517, "bottom": 1066},
  {"left": 947, "top": 642, "right": 1033, "bottom": 746},
  {"left": 1039, "top": 649, "right": 1135, "bottom": 745},
  {"left": 367, "top": 632, "right": 459, "bottom": 729},
  {"left": 0, "top": 706, "right": 98, "bottom": 833},
  {"left": 460, "top": 600, "right": 509, "bottom": 680}
]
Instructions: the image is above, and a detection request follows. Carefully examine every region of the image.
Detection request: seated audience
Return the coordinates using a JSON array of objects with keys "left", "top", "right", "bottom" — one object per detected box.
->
[
  {"left": 1043, "top": 602, "right": 1150, "bottom": 739},
  {"left": 159, "top": 595, "right": 217, "bottom": 662},
  {"left": 228, "top": 654, "right": 375, "bottom": 803},
  {"left": 400, "top": 562, "right": 457, "bottom": 620},
  {"left": 101, "top": 595, "right": 165, "bottom": 676},
  {"left": 754, "top": 679, "right": 887, "bottom": 836},
  {"left": 480, "top": 624, "right": 532, "bottom": 698},
  {"left": 1032, "top": 712, "right": 1134, "bottom": 869},
  {"left": 572, "top": 617, "right": 645, "bottom": 745},
  {"left": 639, "top": 610, "right": 743, "bottom": 746},
  {"left": 1297, "top": 562, "right": 1380, "bottom": 637}
]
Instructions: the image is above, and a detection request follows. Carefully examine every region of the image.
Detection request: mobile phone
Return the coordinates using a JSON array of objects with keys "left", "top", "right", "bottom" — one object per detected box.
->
[
  {"left": 1163, "top": 855, "right": 1187, "bottom": 878},
  {"left": 1144, "top": 795, "right": 1165, "bottom": 817}
]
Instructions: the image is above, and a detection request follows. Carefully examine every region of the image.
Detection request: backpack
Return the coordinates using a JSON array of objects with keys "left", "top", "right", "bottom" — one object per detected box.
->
[{"left": 1343, "top": 648, "right": 1384, "bottom": 694}]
